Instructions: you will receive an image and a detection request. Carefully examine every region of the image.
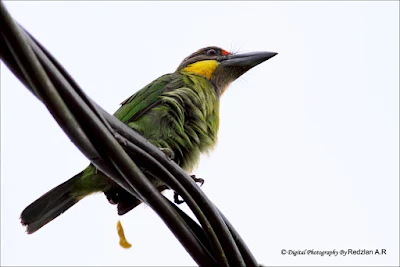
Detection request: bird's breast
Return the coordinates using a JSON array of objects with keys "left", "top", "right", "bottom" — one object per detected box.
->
[{"left": 129, "top": 76, "right": 220, "bottom": 173}]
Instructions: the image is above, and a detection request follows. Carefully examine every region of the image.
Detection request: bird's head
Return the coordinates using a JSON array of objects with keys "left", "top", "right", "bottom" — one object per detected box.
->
[{"left": 176, "top": 46, "right": 277, "bottom": 96}]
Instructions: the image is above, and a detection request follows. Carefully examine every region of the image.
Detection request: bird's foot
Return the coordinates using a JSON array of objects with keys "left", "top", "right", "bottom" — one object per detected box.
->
[
  {"left": 173, "top": 174, "right": 205, "bottom": 205},
  {"left": 190, "top": 174, "right": 205, "bottom": 187},
  {"left": 174, "top": 192, "right": 185, "bottom": 205},
  {"left": 159, "top": 148, "right": 175, "bottom": 161}
]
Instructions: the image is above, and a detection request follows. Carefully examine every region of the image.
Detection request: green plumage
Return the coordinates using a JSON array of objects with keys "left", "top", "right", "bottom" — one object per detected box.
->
[
  {"left": 20, "top": 46, "right": 276, "bottom": 234},
  {"left": 21, "top": 71, "right": 220, "bottom": 234},
  {"left": 115, "top": 73, "right": 219, "bottom": 172},
  {"left": 78, "top": 72, "right": 220, "bottom": 192}
]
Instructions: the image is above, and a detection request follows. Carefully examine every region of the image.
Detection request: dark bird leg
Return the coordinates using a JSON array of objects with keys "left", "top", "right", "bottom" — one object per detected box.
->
[
  {"left": 174, "top": 174, "right": 205, "bottom": 205},
  {"left": 190, "top": 174, "right": 204, "bottom": 186},
  {"left": 174, "top": 192, "right": 185, "bottom": 205}
]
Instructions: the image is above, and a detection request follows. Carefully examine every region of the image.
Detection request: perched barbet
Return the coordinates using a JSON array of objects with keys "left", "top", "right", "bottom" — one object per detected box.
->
[{"left": 20, "top": 46, "right": 277, "bottom": 234}]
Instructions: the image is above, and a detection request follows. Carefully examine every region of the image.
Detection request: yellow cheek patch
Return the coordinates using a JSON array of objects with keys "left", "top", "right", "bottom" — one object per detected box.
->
[{"left": 182, "top": 60, "right": 219, "bottom": 79}]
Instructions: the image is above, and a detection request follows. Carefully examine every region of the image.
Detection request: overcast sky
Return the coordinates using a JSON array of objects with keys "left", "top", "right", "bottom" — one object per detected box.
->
[{"left": 1, "top": 1, "right": 399, "bottom": 266}]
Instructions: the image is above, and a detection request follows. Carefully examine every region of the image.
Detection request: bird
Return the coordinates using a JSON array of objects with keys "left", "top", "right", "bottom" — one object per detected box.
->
[{"left": 20, "top": 46, "right": 277, "bottom": 234}]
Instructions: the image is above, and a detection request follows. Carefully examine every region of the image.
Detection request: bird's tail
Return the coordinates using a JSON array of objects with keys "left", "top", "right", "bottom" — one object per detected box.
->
[{"left": 20, "top": 171, "right": 84, "bottom": 234}]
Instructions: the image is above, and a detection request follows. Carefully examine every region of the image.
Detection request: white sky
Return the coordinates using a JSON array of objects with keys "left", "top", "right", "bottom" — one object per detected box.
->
[{"left": 1, "top": 1, "right": 399, "bottom": 266}]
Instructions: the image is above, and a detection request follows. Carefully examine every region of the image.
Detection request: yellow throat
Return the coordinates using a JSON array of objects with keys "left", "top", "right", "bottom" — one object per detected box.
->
[{"left": 182, "top": 60, "right": 219, "bottom": 79}]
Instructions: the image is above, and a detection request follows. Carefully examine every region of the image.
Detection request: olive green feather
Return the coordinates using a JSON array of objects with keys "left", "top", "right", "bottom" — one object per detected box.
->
[
  {"left": 115, "top": 72, "right": 220, "bottom": 171},
  {"left": 19, "top": 46, "right": 276, "bottom": 234},
  {"left": 21, "top": 72, "right": 220, "bottom": 233}
]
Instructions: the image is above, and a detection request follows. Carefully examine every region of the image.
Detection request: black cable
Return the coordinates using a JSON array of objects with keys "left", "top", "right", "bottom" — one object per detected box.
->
[
  {"left": 0, "top": 2, "right": 214, "bottom": 265},
  {"left": 0, "top": 1, "right": 261, "bottom": 266},
  {"left": 20, "top": 24, "right": 244, "bottom": 267},
  {"left": 21, "top": 26, "right": 228, "bottom": 267}
]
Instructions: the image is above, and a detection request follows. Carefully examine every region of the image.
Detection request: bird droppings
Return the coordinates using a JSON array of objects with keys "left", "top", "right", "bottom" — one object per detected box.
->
[{"left": 117, "top": 220, "right": 132, "bottom": 249}]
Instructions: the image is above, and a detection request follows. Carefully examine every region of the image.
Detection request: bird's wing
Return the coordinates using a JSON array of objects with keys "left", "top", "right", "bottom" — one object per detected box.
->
[
  {"left": 110, "top": 73, "right": 183, "bottom": 215},
  {"left": 113, "top": 73, "right": 179, "bottom": 124}
]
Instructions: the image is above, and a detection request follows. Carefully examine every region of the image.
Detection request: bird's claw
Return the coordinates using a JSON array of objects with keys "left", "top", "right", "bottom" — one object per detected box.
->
[
  {"left": 159, "top": 148, "right": 175, "bottom": 161},
  {"left": 174, "top": 192, "right": 185, "bottom": 204},
  {"left": 190, "top": 174, "right": 204, "bottom": 187},
  {"left": 173, "top": 174, "right": 205, "bottom": 205}
]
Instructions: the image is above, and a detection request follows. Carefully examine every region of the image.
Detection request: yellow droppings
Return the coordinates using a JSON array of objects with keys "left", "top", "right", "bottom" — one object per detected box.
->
[
  {"left": 117, "top": 220, "right": 132, "bottom": 249},
  {"left": 182, "top": 60, "right": 219, "bottom": 79}
]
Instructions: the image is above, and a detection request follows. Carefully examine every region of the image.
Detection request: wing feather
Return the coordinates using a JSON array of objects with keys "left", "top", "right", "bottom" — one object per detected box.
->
[{"left": 113, "top": 74, "right": 180, "bottom": 123}]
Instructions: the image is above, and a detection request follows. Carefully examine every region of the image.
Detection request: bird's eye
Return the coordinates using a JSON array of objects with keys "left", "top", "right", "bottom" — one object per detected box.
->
[{"left": 206, "top": 49, "right": 217, "bottom": 56}]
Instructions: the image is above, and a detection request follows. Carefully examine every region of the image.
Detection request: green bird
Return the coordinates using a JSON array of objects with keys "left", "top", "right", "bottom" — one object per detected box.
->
[{"left": 20, "top": 46, "right": 277, "bottom": 234}]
